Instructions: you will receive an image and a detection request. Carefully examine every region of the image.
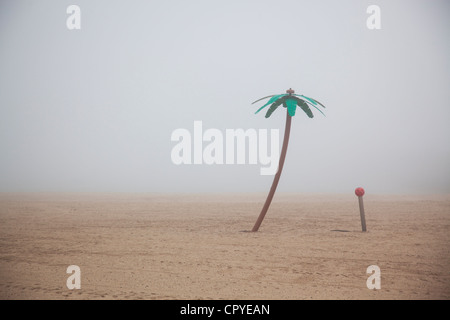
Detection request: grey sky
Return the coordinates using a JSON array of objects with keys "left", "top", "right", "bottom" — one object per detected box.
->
[{"left": 0, "top": 0, "right": 449, "bottom": 194}]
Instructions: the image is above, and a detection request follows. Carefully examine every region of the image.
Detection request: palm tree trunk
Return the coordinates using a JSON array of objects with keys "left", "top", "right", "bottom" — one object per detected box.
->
[{"left": 252, "top": 109, "right": 292, "bottom": 232}]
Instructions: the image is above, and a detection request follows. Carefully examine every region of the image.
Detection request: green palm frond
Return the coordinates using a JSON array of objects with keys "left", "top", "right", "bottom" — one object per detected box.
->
[
  {"left": 310, "top": 98, "right": 325, "bottom": 109},
  {"left": 296, "top": 99, "right": 314, "bottom": 118},
  {"left": 295, "top": 95, "right": 317, "bottom": 106},
  {"left": 295, "top": 94, "right": 326, "bottom": 109},
  {"left": 254, "top": 94, "right": 288, "bottom": 114},
  {"left": 265, "top": 98, "right": 285, "bottom": 118},
  {"left": 303, "top": 100, "right": 326, "bottom": 116},
  {"left": 290, "top": 96, "right": 322, "bottom": 118},
  {"left": 285, "top": 98, "right": 297, "bottom": 117},
  {"left": 251, "top": 95, "right": 276, "bottom": 105}
]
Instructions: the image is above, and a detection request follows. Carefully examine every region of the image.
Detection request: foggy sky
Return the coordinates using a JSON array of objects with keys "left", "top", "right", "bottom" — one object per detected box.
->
[{"left": 1, "top": 0, "right": 449, "bottom": 194}]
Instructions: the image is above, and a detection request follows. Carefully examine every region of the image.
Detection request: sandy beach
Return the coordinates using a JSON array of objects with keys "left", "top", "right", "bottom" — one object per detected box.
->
[{"left": 0, "top": 192, "right": 449, "bottom": 300}]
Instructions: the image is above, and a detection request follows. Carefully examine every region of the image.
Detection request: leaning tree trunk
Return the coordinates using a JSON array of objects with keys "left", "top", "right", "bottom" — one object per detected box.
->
[{"left": 252, "top": 109, "right": 292, "bottom": 232}]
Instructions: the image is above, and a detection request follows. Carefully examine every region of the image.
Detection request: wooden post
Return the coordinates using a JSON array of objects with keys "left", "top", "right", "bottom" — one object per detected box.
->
[
  {"left": 358, "top": 196, "right": 367, "bottom": 232},
  {"left": 355, "top": 187, "right": 367, "bottom": 232}
]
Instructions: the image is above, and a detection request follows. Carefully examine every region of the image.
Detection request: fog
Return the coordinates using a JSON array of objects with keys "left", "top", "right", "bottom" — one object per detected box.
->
[{"left": 1, "top": 0, "right": 449, "bottom": 194}]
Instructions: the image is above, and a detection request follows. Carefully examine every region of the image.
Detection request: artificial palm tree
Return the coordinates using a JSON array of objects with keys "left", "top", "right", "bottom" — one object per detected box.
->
[{"left": 251, "top": 88, "right": 325, "bottom": 232}]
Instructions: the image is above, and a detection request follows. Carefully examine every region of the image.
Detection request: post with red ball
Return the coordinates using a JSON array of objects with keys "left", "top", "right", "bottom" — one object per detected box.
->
[{"left": 355, "top": 187, "right": 367, "bottom": 232}]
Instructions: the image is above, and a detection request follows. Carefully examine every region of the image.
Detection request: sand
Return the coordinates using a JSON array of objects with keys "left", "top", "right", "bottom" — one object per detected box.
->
[{"left": 0, "top": 192, "right": 449, "bottom": 300}]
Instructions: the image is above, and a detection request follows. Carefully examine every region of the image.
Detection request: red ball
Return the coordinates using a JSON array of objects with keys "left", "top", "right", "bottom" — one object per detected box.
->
[{"left": 355, "top": 187, "right": 365, "bottom": 197}]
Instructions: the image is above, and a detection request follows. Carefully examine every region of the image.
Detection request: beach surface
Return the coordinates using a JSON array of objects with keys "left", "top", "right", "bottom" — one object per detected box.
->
[{"left": 0, "top": 193, "right": 449, "bottom": 300}]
